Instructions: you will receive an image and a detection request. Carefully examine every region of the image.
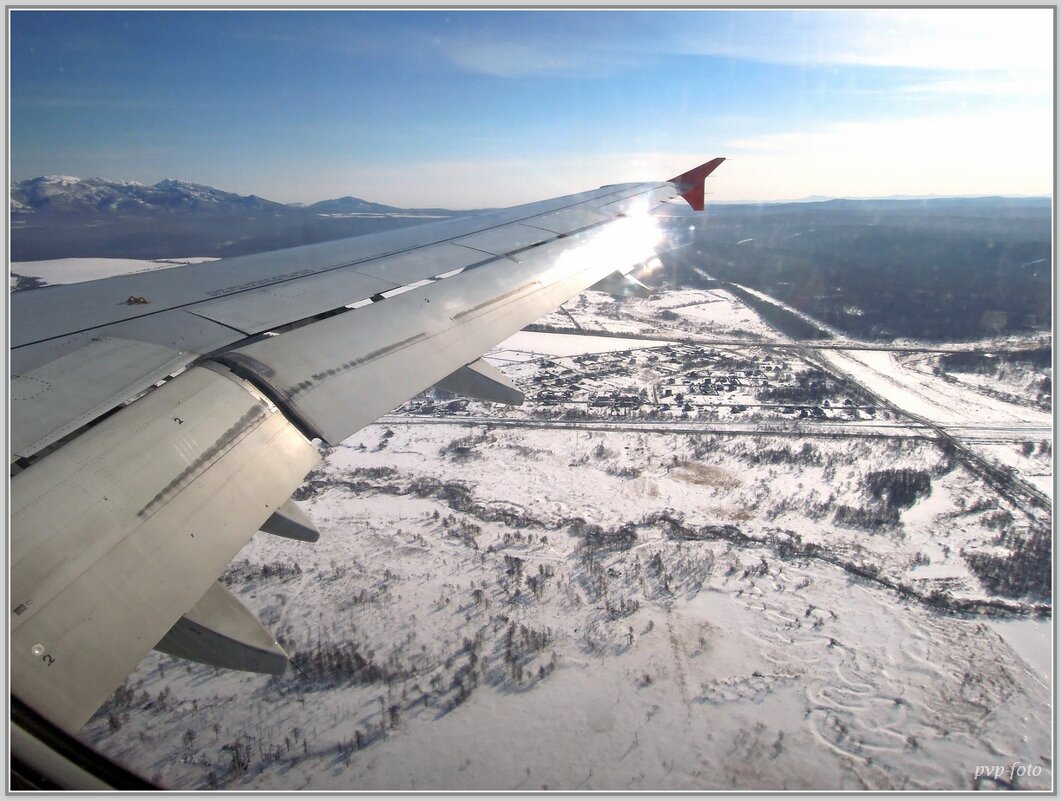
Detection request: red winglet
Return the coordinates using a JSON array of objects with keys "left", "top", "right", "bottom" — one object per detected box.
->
[{"left": 668, "top": 157, "right": 726, "bottom": 211}]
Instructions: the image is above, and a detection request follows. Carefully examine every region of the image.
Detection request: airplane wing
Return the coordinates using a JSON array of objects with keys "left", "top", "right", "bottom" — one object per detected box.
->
[{"left": 10, "top": 158, "right": 725, "bottom": 733}]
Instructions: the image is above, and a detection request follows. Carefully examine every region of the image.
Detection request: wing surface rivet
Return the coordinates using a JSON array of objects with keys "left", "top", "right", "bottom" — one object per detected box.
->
[{"left": 31, "top": 644, "right": 45, "bottom": 656}]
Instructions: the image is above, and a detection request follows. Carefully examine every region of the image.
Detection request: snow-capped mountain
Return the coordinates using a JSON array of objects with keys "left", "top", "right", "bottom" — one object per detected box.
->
[
  {"left": 10, "top": 176, "right": 464, "bottom": 218},
  {"left": 10, "top": 176, "right": 468, "bottom": 261},
  {"left": 306, "top": 196, "right": 402, "bottom": 215},
  {"left": 11, "top": 176, "right": 292, "bottom": 215}
]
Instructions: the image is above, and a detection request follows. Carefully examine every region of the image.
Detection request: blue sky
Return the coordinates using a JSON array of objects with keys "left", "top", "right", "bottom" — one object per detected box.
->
[{"left": 9, "top": 8, "right": 1054, "bottom": 206}]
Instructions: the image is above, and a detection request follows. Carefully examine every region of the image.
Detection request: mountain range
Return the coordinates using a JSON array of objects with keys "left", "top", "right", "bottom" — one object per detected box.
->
[
  {"left": 10, "top": 175, "right": 445, "bottom": 217},
  {"left": 10, "top": 176, "right": 468, "bottom": 261}
]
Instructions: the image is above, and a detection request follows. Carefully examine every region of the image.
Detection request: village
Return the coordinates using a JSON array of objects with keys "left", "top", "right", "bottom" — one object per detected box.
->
[{"left": 398, "top": 341, "right": 885, "bottom": 425}]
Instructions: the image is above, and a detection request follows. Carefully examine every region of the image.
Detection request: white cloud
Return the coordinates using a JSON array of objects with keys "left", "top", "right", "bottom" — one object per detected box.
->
[
  {"left": 720, "top": 112, "right": 1052, "bottom": 200},
  {"left": 887, "top": 77, "right": 1051, "bottom": 98},
  {"left": 682, "top": 9, "right": 1053, "bottom": 74},
  {"left": 424, "top": 9, "right": 1053, "bottom": 79},
  {"left": 437, "top": 38, "right": 640, "bottom": 79},
  {"left": 275, "top": 107, "right": 1050, "bottom": 207},
  {"left": 426, "top": 10, "right": 1055, "bottom": 87}
]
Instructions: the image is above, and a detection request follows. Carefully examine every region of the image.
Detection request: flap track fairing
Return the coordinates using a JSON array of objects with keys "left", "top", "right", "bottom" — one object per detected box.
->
[
  {"left": 591, "top": 270, "right": 653, "bottom": 299},
  {"left": 155, "top": 581, "right": 287, "bottom": 675},
  {"left": 433, "top": 359, "right": 524, "bottom": 406},
  {"left": 260, "top": 498, "right": 320, "bottom": 543}
]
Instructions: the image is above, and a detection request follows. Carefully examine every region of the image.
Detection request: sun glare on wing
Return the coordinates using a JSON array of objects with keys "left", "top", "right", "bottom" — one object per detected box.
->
[{"left": 550, "top": 212, "right": 664, "bottom": 284}]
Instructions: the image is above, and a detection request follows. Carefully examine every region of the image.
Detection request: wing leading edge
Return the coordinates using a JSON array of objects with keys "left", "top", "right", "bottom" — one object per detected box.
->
[{"left": 10, "top": 159, "right": 725, "bottom": 733}]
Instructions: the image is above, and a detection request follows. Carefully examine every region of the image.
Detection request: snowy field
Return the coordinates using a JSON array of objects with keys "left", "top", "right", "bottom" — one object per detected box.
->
[
  {"left": 729, "top": 281, "right": 848, "bottom": 340},
  {"left": 10, "top": 256, "right": 218, "bottom": 288},
  {"left": 899, "top": 351, "right": 1051, "bottom": 412},
  {"left": 20, "top": 256, "right": 1049, "bottom": 791},
  {"left": 816, "top": 348, "right": 1053, "bottom": 499},
  {"left": 534, "top": 288, "right": 785, "bottom": 341},
  {"left": 83, "top": 423, "right": 1051, "bottom": 790},
  {"left": 819, "top": 349, "right": 1051, "bottom": 429}
]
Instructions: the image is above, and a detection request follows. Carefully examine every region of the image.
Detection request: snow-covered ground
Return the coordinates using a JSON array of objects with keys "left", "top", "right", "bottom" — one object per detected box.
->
[
  {"left": 83, "top": 352, "right": 1051, "bottom": 790},
  {"left": 729, "top": 281, "right": 846, "bottom": 340},
  {"left": 818, "top": 349, "right": 1050, "bottom": 429},
  {"left": 20, "top": 256, "right": 1049, "bottom": 791},
  {"left": 815, "top": 348, "right": 1052, "bottom": 499},
  {"left": 83, "top": 422, "right": 1051, "bottom": 791},
  {"left": 10, "top": 256, "right": 218, "bottom": 288},
  {"left": 900, "top": 351, "right": 1051, "bottom": 410},
  {"left": 534, "top": 287, "right": 785, "bottom": 341}
]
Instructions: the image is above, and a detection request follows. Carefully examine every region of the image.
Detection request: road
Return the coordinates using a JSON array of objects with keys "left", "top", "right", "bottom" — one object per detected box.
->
[
  {"left": 380, "top": 414, "right": 936, "bottom": 440},
  {"left": 522, "top": 324, "right": 1050, "bottom": 355}
]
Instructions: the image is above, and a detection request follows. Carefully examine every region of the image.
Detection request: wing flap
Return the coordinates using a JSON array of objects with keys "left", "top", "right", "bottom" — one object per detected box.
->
[
  {"left": 11, "top": 311, "right": 251, "bottom": 463},
  {"left": 11, "top": 337, "right": 190, "bottom": 460},
  {"left": 10, "top": 185, "right": 650, "bottom": 463},
  {"left": 11, "top": 365, "right": 319, "bottom": 731}
]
